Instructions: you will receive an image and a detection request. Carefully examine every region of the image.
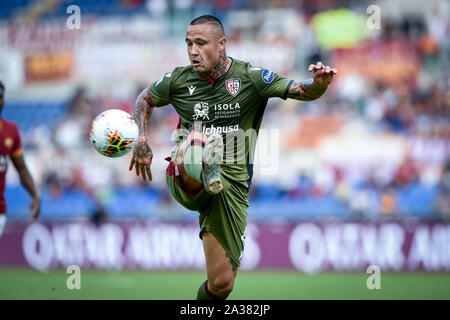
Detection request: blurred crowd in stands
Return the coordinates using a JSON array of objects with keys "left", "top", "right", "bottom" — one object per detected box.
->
[{"left": 2, "top": 0, "right": 449, "bottom": 221}]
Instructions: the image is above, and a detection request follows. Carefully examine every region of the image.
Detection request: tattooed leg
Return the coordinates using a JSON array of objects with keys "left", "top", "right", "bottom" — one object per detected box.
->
[{"left": 202, "top": 232, "right": 237, "bottom": 300}]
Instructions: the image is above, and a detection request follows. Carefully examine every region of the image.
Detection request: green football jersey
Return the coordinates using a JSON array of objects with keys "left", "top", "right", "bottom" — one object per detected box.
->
[{"left": 148, "top": 57, "right": 294, "bottom": 188}]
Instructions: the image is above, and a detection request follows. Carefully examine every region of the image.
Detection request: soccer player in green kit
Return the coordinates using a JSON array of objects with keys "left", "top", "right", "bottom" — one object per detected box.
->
[{"left": 129, "top": 15, "right": 337, "bottom": 300}]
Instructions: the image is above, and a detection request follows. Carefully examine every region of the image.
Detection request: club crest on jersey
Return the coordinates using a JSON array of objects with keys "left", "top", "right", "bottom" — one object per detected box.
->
[
  {"left": 262, "top": 69, "right": 274, "bottom": 83},
  {"left": 225, "top": 78, "right": 241, "bottom": 97}
]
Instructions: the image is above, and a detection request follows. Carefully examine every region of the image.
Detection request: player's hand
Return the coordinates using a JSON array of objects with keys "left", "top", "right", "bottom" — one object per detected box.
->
[
  {"left": 308, "top": 61, "right": 337, "bottom": 88},
  {"left": 129, "top": 136, "right": 153, "bottom": 181},
  {"left": 28, "top": 195, "right": 41, "bottom": 222}
]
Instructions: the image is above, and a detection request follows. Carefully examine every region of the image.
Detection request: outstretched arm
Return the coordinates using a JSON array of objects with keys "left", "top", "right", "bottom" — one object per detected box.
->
[
  {"left": 11, "top": 155, "right": 40, "bottom": 221},
  {"left": 287, "top": 61, "right": 337, "bottom": 101},
  {"left": 129, "top": 88, "right": 155, "bottom": 181}
]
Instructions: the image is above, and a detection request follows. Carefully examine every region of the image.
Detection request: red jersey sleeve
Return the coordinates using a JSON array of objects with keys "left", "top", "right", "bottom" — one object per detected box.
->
[{"left": 10, "top": 123, "right": 23, "bottom": 159}]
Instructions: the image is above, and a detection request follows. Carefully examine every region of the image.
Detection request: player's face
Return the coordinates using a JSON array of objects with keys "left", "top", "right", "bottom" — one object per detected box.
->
[{"left": 186, "top": 24, "right": 225, "bottom": 74}]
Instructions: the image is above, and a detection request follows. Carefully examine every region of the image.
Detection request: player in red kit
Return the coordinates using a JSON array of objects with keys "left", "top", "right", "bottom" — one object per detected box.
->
[{"left": 0, "top": 81, "right": 40, "bottom": 238}]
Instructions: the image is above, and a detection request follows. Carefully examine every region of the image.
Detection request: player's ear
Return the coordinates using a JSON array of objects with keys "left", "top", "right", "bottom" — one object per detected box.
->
[{"left": 218, "top": 36, "right": 226, "bottom": 50}]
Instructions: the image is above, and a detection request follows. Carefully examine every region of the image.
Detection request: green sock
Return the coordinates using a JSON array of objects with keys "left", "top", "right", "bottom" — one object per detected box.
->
[
  {"left": 183, "top": 142, "right": 203, "bottom": 183},
  {"left": 196, "top": 280, "right": 216, "bottom": 300}
]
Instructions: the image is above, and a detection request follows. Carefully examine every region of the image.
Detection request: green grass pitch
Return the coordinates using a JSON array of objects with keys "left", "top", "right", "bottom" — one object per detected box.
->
[{"left": 0, "top": 268, "right": 449, "bottom": 300}]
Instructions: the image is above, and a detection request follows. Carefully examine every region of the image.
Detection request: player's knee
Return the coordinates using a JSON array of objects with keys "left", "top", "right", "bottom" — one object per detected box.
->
[
  {"left": 210, "top": 274, "right": 234, "bottom": 298},
  {"left": 188, "top": 130, "right": 207, "bottom": 144},
  {"left": 177, "top": 132, "right": 207, "bottom": 165}
]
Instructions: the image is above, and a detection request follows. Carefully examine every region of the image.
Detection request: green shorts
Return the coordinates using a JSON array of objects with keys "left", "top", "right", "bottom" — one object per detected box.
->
[{"left": 165, "top": 160, "right": 249, "bottom": 267}]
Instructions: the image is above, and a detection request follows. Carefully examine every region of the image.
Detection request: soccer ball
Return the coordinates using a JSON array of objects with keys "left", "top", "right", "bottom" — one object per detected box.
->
[{"left": 90, "top": 109, "right": 139, "bottom": 158}]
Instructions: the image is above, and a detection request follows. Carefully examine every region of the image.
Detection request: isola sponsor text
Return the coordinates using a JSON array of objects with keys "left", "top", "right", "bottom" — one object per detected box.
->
[{"left": 213, "top": 102, "right": 240, "bottom": 111}]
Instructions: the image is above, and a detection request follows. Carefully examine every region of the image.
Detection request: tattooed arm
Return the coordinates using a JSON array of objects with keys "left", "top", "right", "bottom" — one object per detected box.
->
[
  {"left": 287, "top": 79, "right": 328, "bottom": 101},
  {"left": 129, "top": 88, "right": 155, "bottom": 181},
  {"left": 135, "top": 88, "right": 155, "bottom": 138},
  {"left": 287, "top": 61, "right": 337, "bottom": 101}
]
